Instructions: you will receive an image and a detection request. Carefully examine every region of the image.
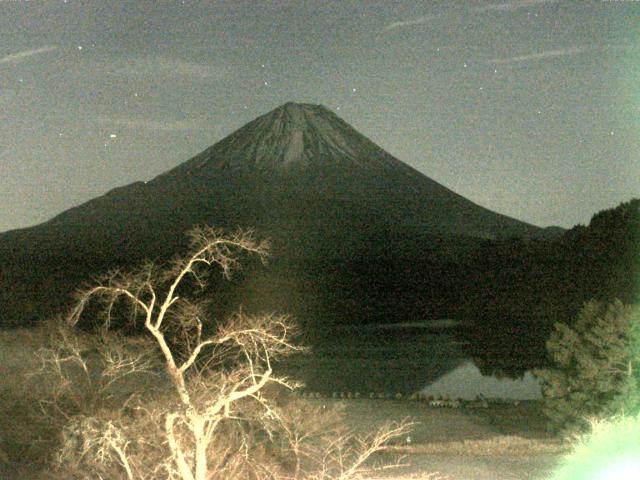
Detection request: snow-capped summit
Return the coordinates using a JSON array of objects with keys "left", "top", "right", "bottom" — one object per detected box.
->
[{"left": 168, "top": 102, "right": 401, "bottom": 173}]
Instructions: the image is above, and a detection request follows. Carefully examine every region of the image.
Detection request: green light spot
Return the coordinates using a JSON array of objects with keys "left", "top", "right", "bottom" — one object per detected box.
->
[
  {"left": 549, "top": 413, "right": 640, "bottom": 480},
  {"left": 593, "top": 458, "right": 640, "bottom": 480}
]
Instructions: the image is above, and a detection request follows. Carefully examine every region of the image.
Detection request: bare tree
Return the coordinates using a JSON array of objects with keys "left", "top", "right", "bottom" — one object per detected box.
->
[
  {"left": 44, "top": 226, "right": 412, "bottom": 480},
  {"left": 274, "top": 399, "right": 413, "bottom": 480}
]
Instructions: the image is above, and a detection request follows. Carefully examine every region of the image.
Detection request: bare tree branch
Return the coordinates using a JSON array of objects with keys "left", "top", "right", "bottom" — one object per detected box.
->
[{"left": 46, "top": 226, "right": 416, "bottom": 480}]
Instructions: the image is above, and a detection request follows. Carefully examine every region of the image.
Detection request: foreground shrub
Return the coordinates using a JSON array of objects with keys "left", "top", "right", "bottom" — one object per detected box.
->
[
  {"left": 534, "top": 300, "right": 640, "bottom": 434},
  {"left": 38, "top": 226, "right": 410, "bottom": 480}
]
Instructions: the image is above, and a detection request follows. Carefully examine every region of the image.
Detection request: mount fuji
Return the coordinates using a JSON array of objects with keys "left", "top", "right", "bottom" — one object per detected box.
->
[{"left": 0, "top": 102, "right": 557, "bottom": 327}]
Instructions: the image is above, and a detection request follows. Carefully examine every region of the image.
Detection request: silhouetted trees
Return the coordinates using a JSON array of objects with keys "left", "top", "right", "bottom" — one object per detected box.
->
[{"left": 461, "top": 199, "right": 639, "bottom": 376}]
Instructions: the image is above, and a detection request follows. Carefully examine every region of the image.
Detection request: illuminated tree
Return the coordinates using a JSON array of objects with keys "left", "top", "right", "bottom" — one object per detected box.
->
[{"left": 40, "top": 226, "right": 410, "bottom": 480}]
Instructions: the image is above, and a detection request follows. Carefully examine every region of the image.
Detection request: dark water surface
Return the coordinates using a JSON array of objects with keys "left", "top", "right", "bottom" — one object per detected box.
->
[
  {"left": 278, "top": 321, "right": 542, "bottom": 399},
  {"left": 279, "top": 321, "right": 470, "bottom": 394}
]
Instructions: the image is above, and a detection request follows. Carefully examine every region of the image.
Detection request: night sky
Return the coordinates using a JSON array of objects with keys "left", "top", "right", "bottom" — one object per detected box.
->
[{"left": 1, "top": 0, "right": 638, "bottom": 233}]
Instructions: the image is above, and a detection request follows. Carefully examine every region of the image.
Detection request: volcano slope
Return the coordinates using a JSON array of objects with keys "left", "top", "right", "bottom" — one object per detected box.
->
[{"left": 0, "top": 102, "right": 552, "bottom": 332}]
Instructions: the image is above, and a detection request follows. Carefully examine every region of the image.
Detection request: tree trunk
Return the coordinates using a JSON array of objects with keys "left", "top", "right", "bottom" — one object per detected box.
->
[{"left": 192, "top": 416, "right": 208, "bottom": 480}]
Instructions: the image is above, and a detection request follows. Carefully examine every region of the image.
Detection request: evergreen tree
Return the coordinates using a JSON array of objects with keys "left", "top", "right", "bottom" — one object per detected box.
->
[{"left": 535, "top": 300, "right": 640, "bottom": 434}]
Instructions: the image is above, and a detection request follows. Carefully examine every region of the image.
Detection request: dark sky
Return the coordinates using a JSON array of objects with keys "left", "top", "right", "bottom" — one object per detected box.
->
[{"left": 1, "top": 0, "right": 638, "bottom": 232}]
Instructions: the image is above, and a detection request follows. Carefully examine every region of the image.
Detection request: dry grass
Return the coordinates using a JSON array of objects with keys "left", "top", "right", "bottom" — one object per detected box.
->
[{"left": 389, "top": 436, "right": 569, "bottom": 456}]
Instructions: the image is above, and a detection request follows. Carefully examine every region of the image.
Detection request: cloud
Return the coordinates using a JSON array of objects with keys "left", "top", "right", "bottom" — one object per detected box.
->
[
  {"left": 97, "top": 115, "right": 209, "bottom": 132},
  {"left": 0, "top": 46, "right": 57, "bottom": 65},
  {"left": 115, "top": 56, "right": 228, "bottom": 81},
  {"left": 475, "top": 0, "right": 557, "bottom": 12},
  {"left": 382, "top": 15, "right": 441, "bottom": 32},
  {"left": 383, "top": 0, "right": 557, "bottom": 32},
  {"left": 488, "top": 46, "right": 584, "bottom": 64},
  {"left": 487, "top": 44, "right": 638, "bottom": 65}
]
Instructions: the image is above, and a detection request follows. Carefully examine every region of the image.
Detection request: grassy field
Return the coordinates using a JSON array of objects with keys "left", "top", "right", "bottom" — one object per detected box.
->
[
  {"left": 323, "top": 398, "right": 568, "bottom": 479},
  {"left": 0, "top": 327, "right": 568, "bottom": 480}
]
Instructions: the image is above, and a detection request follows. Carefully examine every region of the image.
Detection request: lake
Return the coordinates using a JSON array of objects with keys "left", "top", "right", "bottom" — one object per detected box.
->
[{"left": 279, "top": 321, "right": 542, "bottom": 400}]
